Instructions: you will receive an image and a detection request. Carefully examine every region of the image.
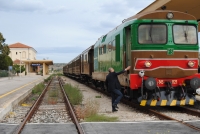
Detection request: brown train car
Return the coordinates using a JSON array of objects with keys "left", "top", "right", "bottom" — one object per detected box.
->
[
  {"left": 68, "top": 61, "right": 73, "bottom": 74},
  {"left": 81, "top": 45, "right": 94, "bottom": 82},
  {"left": 73, "top": 55, "right": 81, "bottom": 76},
  {"left": 63, "top": 64, "right": 69, "bottom": 75}
]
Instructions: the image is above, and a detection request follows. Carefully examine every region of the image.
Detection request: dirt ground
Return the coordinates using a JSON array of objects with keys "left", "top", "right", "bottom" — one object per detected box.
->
[{"left": 62, "top": 77, "right": 158, "bottom": 122}]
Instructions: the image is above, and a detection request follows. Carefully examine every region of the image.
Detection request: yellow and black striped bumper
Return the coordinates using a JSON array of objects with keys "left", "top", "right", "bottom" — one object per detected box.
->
[
  {"left": 140, "top": 99, "right": 195, "bottom": 106},
  {"left": 138, "top": 91, "right": 196, "bottom": 106}
]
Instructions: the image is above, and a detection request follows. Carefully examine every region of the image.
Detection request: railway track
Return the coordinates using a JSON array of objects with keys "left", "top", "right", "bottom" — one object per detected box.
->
[
  {"left": 13, "top": 76, "right": 84, "bottom": 134},
  {"left": 64, "top": 76, "right": 200, "bottom": 132}
]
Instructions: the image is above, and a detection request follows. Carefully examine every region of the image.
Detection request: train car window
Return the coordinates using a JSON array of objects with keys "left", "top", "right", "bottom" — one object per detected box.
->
[
  {"left": 101, "top": 35, "right": 107, "bottom": 43},
  {"left": 173, "top": 25, "right": 197, "bottom": 45},
  {"left": 103, "top": 45, "right": 106, "bottom": 54},
  {"left": 85, "top": 54, "right": 87, "bottom": 63},
  {"left": 112, "top": 40, "right": 116, "bottom": 50},
  {"left": 99, "top": 47, "right": 102, "bottom": 55},
  {"left": 138, "top": 24, "right": 167, "bottom": 44},
  {"left": 108, "top": 42, "right": 112, "bottom": 52}
]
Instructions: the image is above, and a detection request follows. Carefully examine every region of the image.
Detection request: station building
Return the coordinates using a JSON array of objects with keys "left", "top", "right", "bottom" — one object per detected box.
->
[{"left": 8, "top": 42, "right": 53, "bottom": 76}]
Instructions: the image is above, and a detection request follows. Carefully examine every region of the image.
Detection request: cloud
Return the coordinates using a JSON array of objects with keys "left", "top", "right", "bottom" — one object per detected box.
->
[
  {"left": 46, "top": 6, "right": 70, "bottom": 14},
  {"left": 100, "top": 1, "right": 127, "bottom": 16},
  {"left": 0, "top": 0, "right": 69, "bottom": 13},
  {"left": 35, "top": 47, "right": 85, "bottom": 54},
  {"left": 37, "top": 52, "right": 81, "bottom": 63},
  {"left": 0, "top": 0, "right": 156, "bottom": 63},
  {"left": 0, "top": 0, "right": 44, "bottom": 12}
]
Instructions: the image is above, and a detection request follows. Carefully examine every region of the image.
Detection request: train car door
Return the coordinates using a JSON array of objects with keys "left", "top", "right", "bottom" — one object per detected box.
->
[
  {"left": 124, "top": 26, "right": 132, "bottom": 71},
  {"left": 81, "top": 54, "right": 84, "bottom": 73}
]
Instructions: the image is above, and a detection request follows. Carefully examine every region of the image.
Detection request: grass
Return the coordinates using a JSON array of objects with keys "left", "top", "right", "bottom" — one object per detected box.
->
[
  {"left": 31, "top": 97, "right": 36, "bottom": 101},
  {"left": 63, "top": 83, "right": 118, "bottom": 122},
  {"left": 95, "top": 95, "right": 101, "bottom": 98},
  {"left": 55, "top": 73, "right": 63, "bottom": 76},
  {"left": 32, "top": 83, "right": 45, "bottom": 95},
  {"left": 44, "top": 75, "right": 52, "bottom": 83},
  {"left": 85, "top": 114, "right": 118, "bottom": 122},
  {"left": 63, "top": 84, "right": 83, "bottom": 105},
  {"left": 49, "top": 90, "right": 58, "bottom": 97},
  {"left": 83, "top": 99, "right": 99, "bottom": 117}
]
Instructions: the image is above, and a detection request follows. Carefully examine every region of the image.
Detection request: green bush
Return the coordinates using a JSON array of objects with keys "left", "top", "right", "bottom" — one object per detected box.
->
[
  {"left": 63, "top": 84, "right": 83, "bottom": 105},
  {"left": 0, "top": 70, "right": 8, "bottom": 77},
  {"left": 32, "top": 83, "right": 45, "bottom": 95}
]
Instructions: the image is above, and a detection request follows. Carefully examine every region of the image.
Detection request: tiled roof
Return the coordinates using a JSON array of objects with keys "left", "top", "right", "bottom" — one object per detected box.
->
[
  {"left": 13, "top": 59, "right": 20, "bottom": 64},
  {"left": 9, "top": 42, "right": 32, "bottom": 48}
]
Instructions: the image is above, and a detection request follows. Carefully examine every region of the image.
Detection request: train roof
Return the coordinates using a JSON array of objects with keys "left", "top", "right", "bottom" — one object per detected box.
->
[
  {"left": 82, "top": 45, "right": 94, "bottom": 54},
  {"left": 72, "top": 54, "right": 81, "bottom": 61},
  {"left": 94, "top": 9, "right": 198, "bottom": 48},
  {"left": 125, "top": 10, "right": 196, "bottom": 22},
  {"left": 138, "top": 0, "right": 200, "bottom": 31}
]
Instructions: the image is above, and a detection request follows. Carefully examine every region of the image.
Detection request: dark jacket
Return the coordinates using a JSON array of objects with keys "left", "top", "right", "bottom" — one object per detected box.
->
[{"left": 105, "top": 70, "right": 125, "bottom": 91}]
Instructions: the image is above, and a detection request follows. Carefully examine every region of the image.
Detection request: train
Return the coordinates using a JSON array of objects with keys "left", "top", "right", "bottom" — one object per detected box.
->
[{"left": 63, "top": 10, "right": 200, "bottom": 106}]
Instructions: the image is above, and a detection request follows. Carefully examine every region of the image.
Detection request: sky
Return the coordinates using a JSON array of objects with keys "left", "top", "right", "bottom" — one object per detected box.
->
[{"left": 0, "top": 0, "right": 155, "bottom": 63}]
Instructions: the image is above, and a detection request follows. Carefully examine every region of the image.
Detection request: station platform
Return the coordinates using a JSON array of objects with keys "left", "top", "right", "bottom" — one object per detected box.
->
[
  {"left": 81, "top": 121, "right": 200, "bottom": 134},
  {"left": 0, "top": 121, "right": 199, "bottom": 134},
  {"left": 0, "top": 75, "right": 48, "bottom": 120}
]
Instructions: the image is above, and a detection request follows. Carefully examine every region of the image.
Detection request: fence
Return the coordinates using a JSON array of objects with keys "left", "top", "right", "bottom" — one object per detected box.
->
[{"left": 0, "top": 70, "right": 15, "bottom": 77}]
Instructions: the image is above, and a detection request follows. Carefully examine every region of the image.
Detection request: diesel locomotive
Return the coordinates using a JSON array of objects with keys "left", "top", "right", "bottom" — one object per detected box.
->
[{"left": 63, "top": 10, "right": 200, "bottom": 106}]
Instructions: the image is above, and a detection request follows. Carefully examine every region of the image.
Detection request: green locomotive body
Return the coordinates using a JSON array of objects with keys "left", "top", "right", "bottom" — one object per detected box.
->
[
  {"left": 92, "top": 10, "right": 200, "bottom": 106},
  {"left": 64, "top": 10, "right": 200, "bottom": 106}
]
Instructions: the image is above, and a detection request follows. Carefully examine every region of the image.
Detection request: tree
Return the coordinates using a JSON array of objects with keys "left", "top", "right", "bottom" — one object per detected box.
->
[
  {"left": 0, "top": 55, "right": 13, "bottom": 70},
  {"left": 0, "top": 32, "right": 10, "bottom": 55},
  {"left": 2, "top": 44, "right": 10, "bottom": 55},
  {"left": 0, "top": 32, "right": 12, "bottom": 70},
  {"left": 0, "top": 33, "right": 6, "bottom": 46},
  {"left": 13, "top": 64, "right": 25, "bottom": 75}
]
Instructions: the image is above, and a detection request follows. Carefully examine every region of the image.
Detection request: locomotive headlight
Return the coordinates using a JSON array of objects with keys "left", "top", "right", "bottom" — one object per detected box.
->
[
  {"left": 188, "top": 61, "right": 195, "bottom": 67},
  {"left": 144, "top": 61, "right": 152, "bottom": 68},
  {"left": 167, "top": 12, "right": 174, "bottom": 19}
]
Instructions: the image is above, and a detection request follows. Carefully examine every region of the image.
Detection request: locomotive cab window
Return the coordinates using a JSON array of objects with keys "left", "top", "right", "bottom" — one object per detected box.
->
[
  {"left": 173, "top": 25, "right": 197, "bottom": 45},
  {"left": 138, "top": 24, "right": 167, "bottom": 44}
]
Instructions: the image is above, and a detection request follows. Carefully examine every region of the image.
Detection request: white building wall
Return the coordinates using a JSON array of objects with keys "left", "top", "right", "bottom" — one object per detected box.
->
[{"left": 9, "top": 48, "right": 37, "bottom": 61}]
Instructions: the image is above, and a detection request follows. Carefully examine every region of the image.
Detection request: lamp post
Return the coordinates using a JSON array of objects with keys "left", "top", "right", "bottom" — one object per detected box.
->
[{"left": 19, "top": 52, "right": 21, "bottom": 77}]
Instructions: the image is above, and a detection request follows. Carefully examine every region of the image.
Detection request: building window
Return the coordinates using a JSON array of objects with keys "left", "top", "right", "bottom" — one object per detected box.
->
[{"left": 22, "top": 51, "right": 26, "bottom": 58}]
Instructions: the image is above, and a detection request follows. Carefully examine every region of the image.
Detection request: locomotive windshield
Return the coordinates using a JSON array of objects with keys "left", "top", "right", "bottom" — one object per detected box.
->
[
  {"left": 138, "top": 24, "right": 167, "bottom": 44},
  {"left": 173, "top": 25, "right": 197, "bottom": 44}
]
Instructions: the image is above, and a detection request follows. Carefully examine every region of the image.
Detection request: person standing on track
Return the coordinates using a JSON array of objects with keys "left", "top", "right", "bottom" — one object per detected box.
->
[{"left": 105, "top": 66, "right": 131, "bottom": 112}]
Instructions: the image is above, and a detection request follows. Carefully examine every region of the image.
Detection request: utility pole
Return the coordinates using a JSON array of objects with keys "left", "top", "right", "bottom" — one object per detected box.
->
[{"left": 20, "top": 52, "right": 21, "bottom": 77}]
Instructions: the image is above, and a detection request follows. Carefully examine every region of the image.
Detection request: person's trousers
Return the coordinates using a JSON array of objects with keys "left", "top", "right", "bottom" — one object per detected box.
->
[{"left": 111, "top": 89, "right": 123, "bottom": 108}]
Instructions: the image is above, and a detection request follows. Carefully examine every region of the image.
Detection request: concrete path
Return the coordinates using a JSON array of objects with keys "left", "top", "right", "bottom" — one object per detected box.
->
[
  {"left": 81, "top": 121, "right": 200, "bottom": 134},
  {"left": 1, "top": 121, "right": 199, "bottom": 134}
]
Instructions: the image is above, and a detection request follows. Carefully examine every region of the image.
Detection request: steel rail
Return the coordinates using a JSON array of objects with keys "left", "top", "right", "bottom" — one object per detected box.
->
[
  {"left": 13, "top": 78, "right": 53, "bottom": 134},
  {"left": 147, "top": 108, "right": 200, "bottom": 131},
  {"left": 177, "top": 106, "right": 200, "bottom": 117},
  {"left": 58, "top": 77, "right": 84, "bottom": 134},
  {"left": 66, "top": 76, "right": 200, "bottom": 132}
]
